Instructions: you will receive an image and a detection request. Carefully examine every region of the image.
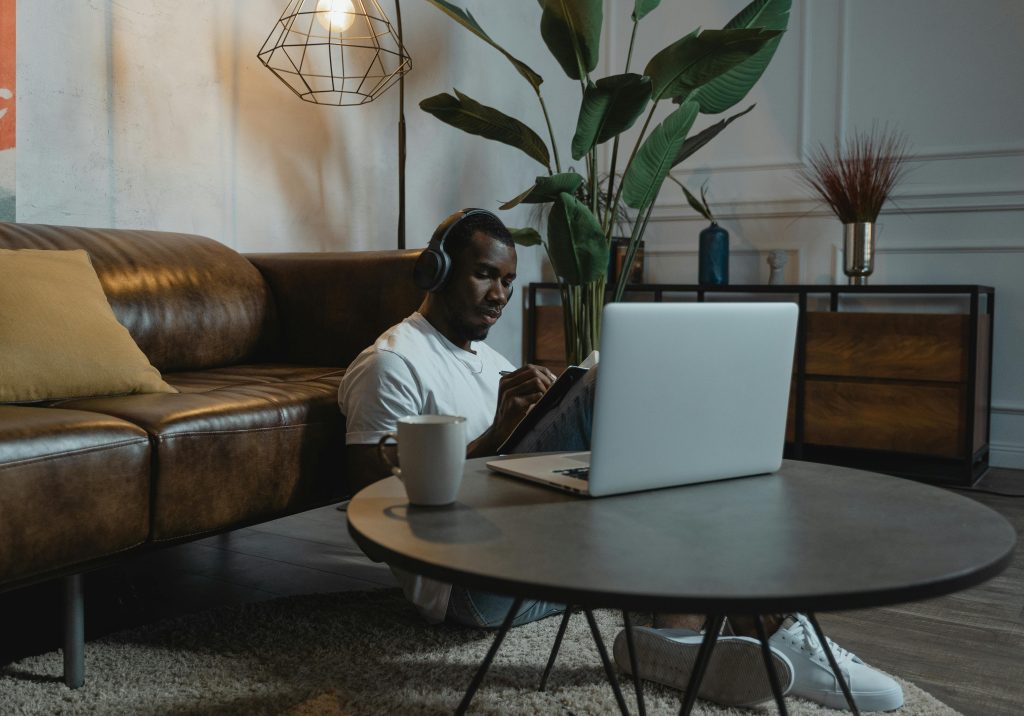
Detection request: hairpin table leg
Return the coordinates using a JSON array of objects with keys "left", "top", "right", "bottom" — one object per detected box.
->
[
  {"left": 678, "top": 614, "right": 725, "bottom": 716},
  {"left": 455, "top": 596, "right": 523, "bottom": 716},
  {"left": 753, "top": 614, "right": 789, "bottom": 716},
  {"left": 622, "top": 610, "right": 646, "bottom": 716},
  {"left": 539, "top": 607, "right": 574, "bottom": 692},
  {"left": 806, "top": 612, "right": 860, "bottom": 716},
  {"left": 585, "top": 609, "right": 630, "bottom": 716}
]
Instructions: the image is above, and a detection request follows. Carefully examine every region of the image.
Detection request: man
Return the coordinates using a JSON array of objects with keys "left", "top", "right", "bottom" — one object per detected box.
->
[
  {"left": 339, "top": 208, "right": 568, "bottom": 629},
  {"left": 338, "top": 209, "right": 902, "bottom": 711}
]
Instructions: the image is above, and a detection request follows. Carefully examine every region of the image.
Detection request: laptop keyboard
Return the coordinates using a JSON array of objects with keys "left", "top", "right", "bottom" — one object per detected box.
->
[{"left": 553, "top": 467, "right": 590, "bottom": 480}]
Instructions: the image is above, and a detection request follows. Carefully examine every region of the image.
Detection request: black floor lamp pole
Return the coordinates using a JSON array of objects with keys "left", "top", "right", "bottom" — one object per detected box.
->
[{"left": 396, "top": 0, "right": 406, "bottom": 250}]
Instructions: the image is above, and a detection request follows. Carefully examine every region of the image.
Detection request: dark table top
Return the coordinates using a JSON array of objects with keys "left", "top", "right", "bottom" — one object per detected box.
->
[{"left": 347, "top": 458, "right": 1017, "bottom": 613}]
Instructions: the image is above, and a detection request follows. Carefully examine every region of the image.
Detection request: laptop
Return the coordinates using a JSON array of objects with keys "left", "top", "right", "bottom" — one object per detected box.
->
[{"left": 486, "top": 302, "right": 798, "bottom": 497}]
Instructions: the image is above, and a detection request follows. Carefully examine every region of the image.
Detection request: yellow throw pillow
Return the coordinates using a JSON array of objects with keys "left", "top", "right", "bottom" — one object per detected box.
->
[{"left": 0, "top": 248, "right": 177, "bottom": 402}]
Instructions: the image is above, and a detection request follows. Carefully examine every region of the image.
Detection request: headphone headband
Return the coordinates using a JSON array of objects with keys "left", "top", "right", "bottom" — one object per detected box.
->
[{"left": 413, "top": 208, "right": 502, "bottom": 292}]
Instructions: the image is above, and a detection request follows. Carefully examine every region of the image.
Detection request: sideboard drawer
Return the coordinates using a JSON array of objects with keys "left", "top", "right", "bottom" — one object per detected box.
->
[
  {"left": 805, "top": 312, "right": 968, "bottom": 382},
  {"left": 804, "top": 380, "right": 965, "bottom": 458}
]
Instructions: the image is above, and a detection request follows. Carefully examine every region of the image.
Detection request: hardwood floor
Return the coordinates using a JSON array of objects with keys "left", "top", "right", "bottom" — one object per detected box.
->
[{"left": 2, "top": 468, "right": 1022, "bottom": 715}]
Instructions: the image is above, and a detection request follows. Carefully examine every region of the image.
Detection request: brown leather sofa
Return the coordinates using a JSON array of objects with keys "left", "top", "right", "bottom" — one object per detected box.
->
[{"left": 0, "top": 222, "right": 423, "bottom": 686}]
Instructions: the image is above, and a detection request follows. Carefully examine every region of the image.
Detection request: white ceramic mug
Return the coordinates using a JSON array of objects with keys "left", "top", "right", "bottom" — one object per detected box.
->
[{"left": 377, "top": 415, "right": 467, "bottom": 506}]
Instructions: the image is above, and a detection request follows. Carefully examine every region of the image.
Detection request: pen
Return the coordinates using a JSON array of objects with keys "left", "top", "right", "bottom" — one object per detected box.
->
[{"left": 499, "top": 370, "right": 512, "bottom": 376}]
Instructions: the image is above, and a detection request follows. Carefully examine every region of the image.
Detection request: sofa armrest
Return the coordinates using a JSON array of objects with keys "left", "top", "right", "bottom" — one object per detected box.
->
[{"left": 246, "top": 250, "right": 424, "bottom": 367}]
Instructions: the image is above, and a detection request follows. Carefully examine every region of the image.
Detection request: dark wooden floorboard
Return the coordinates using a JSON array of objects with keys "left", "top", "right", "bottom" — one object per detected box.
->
[{"left": 1, "top": 468, "right": 1021, "bottom": 715}]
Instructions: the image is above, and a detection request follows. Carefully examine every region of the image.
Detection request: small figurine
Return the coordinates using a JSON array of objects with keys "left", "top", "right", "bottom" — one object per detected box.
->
[{"left": 767, "top": 250, "right": 788, "bottom": 285}]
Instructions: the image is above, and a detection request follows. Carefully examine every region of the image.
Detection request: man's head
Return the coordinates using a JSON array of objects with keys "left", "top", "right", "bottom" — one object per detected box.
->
[{"left": 418, "top": 209, "right": 517, "bottom": 350}]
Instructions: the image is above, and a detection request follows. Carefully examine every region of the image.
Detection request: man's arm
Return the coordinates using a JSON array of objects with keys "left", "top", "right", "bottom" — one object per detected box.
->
[
  {"left": 346, "top": 443, "right": 397, "bottom": 495},
  {"left": 467, "top": 365, "right": 555, "bottom": 457},
  {"left": 340, "top": 349, "right": 421, "bottom": 494},
  {"left": 344, "top": 364, "right": 556, "bottom": 489}
]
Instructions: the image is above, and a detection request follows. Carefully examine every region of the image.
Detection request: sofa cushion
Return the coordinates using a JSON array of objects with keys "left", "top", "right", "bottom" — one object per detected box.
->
[
  {"left": 0, "top": 222, "right": 276, "bottom": 373},
  {"left": 0, "top": 248, "right": 177, "bottom": 403},
  {"left": 55, "top": 365, "right": 346, "bottom": 541},
  {"left": 0, "top": 406, "right": 151, "bottom": 587}
]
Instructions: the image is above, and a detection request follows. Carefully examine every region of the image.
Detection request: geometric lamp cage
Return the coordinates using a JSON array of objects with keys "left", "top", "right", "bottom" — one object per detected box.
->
[{"left": 258, "top": 0, "right": 412, "bottom": 106}]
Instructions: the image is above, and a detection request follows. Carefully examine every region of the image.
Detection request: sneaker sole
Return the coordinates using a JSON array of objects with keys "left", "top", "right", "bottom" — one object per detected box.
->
[{"left": 614, "top": 628, "right": 793, "bottom": 708}]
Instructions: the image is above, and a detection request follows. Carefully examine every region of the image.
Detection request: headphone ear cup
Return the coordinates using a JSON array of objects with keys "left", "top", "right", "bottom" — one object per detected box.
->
[{"left": 413, "top": 246, "right": 452, "bottom": 292}]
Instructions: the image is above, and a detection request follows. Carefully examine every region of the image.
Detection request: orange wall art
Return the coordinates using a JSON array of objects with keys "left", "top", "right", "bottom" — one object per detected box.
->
[
  {"left": 0, "top": 0, "right": 13, "bottom": 151},
  {"left": 0, "top": 0, "right": 14, "bottom": 220}
]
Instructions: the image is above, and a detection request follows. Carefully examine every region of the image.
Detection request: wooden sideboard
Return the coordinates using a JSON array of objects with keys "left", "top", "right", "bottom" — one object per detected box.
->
[{"left": 526, "top": 283, "right": 994, "bottom": 486}]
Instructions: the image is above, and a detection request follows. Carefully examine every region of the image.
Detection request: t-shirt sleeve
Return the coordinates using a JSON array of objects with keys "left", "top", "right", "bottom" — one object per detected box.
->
[{"left": 338, "top": 349, "right": 424, "bottom": 445}]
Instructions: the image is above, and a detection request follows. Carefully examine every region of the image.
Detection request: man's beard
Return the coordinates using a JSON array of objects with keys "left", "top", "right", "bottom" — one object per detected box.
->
[{"left": 451, "top": 316, "right": 491, "bottom": 344}]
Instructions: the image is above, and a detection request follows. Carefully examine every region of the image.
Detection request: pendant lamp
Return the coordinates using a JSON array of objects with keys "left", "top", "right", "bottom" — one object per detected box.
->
[{"left": 258, "top": 0, "right": 412, "bottom": 248}]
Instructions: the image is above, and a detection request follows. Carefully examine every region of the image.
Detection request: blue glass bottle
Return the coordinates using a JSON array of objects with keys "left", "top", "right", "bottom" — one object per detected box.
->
[{"left": 699, "top": 222, "right": 729, "bottom": 285}]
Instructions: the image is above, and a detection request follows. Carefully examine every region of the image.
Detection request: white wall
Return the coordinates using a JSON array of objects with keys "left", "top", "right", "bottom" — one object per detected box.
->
[
  {"left": 14, "top": 1, "right": 1024, "bottom": 466},
  {"left": 604, "top": 0, "right": 1024, "bottom": 468},
  {"left": 15, "top": 1, "right": 583, "bottom": 362}
]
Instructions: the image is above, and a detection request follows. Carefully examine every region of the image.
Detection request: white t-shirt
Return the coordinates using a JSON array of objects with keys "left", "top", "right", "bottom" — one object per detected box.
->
[{"left": 338, "top": 312, "right": 515, "bottom": 621}]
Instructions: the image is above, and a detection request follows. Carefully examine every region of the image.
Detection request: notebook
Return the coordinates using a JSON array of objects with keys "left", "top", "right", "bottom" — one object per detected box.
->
[
  {"left": 496, "top": 350, "right": 598, "bottom": 455},
  {"left": 486, "top": 302, "right": 798, "bottom": 497}
]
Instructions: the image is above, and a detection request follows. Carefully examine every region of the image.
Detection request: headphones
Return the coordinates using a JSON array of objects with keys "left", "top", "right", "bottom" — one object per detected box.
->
[{"left": 414, "top": 208, "right": 511, "bottom": 296}]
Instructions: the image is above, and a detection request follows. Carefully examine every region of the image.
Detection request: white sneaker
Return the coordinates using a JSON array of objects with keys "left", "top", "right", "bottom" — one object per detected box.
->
[
  {"left": 768, "top": 614, "right": 904, "bottom": 712},
  {"left": 613, "top": 626, "right": 794, "bottom": 708}
]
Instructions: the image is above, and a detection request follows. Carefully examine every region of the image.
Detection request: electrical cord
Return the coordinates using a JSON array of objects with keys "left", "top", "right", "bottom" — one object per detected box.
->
[{"left": 944, "top": 485, "right": 1024, "bottom": 498}]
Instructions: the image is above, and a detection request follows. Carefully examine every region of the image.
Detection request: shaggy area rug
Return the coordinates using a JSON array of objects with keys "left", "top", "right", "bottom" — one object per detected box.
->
[{"left": 0, "top": 589, "right": 959, "bottom": 715}]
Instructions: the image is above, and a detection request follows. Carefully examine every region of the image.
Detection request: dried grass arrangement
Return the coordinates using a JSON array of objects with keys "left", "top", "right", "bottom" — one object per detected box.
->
[{"left": 801, "top": 127, "right": 911, "bottom": 224}]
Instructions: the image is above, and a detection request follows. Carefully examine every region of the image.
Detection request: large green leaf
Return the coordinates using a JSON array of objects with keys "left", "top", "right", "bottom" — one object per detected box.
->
[
  {"left": 681, "top": 184, "right": 714, "bottom": 222},
  {"left": 622, "top": 101, "right": 699, "bottom": 210},
  {"left": 538, "top": 0, "right": 603, "bottom": 80},
  {"left": 508, "top": 227, "right": 543, "bottom": 247},
  {"left": 570, "top": 74, "right": 653, "bottom": 160},
  {"left": 643, "top": 28, "right": 781, "bottom": 103},
  {"left": 501, "top": 172, "right": 584, "bottom": 210},
  {"left": 633, "top": 0, "right": 661, "bottom": 21},
  {"left": 725, "top": 0, "right": 791, "bottom": 31},
  {"left": 546, "top": 192, "right": 608, "bottom": 284},
  {"left": 672, "top": 103, "right": 755, "bottom": 167},
  {"left": 424, "top": 0, "right": 544, "bottom": 91},
  {"left": 419, "top": 90, "right": 551, "bottom": 169},
  {"left": 687, "top": 0, "right": 791, "bottom": 114}
]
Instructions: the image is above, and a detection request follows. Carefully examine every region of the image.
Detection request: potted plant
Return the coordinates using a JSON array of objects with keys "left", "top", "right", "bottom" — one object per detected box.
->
[
  {"left": 799, "top": 126, "right": 911, "bottom": 285},
  {"left": 422, "top": 0, "right": 791, "bottom": 363}
]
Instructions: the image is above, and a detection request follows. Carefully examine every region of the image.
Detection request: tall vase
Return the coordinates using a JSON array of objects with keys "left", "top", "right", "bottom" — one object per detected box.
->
[
  {"left": 559, "top": 278, "right": 604, "bottom": 366},
  {"left": 698, "top": 223, "right": 729, "bottom": 285},
  {"left": 843, "top": 222, "right": 875, "bottom": 285}
]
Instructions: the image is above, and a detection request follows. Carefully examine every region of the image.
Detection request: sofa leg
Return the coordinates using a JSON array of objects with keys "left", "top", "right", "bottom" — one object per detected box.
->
[{"left": 63, "top": 573, "right": 85, "bottom": 689}]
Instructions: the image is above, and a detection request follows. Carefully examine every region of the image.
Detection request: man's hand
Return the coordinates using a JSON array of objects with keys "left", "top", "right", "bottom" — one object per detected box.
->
[{"left": 468, "top": 364, "right": 556, "bottom": 457}]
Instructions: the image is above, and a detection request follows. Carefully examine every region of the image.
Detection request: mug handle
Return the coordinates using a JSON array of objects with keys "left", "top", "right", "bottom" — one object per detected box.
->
[{"left": 377, "top": 433, "right": 400, "bottom": 478}]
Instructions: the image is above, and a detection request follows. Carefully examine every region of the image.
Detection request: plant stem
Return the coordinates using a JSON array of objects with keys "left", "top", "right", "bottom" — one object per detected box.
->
[
  {"left": 607, "top": 102, "right": 659, "bottom": 235},
  {"left": 613, "top": 200, "right": 655, "bottom": 302},
  {"left": 536, "top": 92, "right": 561, "bottom": 174},
  {"left": 603, "top": 18, "right": 641, "bottom": 235},
  {"left": 559, "top": 277, "right": 605, "bottom": 364}
]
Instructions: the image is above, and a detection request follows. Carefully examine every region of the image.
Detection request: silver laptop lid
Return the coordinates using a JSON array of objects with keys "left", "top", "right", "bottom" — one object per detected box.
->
[{"left": 587, "top": 302, "right": 797, "bottom": 497}]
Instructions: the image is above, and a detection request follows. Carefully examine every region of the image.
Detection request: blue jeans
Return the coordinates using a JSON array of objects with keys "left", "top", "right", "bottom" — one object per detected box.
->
[
  {"left": 447, "top": 586, "right": 565, "bottom": 628},
  {"left": 445, "top": 368, "right": 598, "bottom": 629}
]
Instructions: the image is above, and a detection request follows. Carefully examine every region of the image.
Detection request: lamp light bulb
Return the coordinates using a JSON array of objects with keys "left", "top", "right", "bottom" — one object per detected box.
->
[{"left": 315, "top": 0, "right": 357, "bottom": 33}]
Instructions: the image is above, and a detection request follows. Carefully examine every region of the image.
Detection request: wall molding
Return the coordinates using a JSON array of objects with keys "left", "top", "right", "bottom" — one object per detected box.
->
[
  {"left": 877, "top": 246, "right": 1024, "bottom": 255},
  {"left": 650, "top": 188, "right": 1024, "bottom": 221},
  {"left": 992, "top": 402, "right": 1024, "bottom": 416},
  {"left": 645, "top": 248, "right": 764, "bottom": 258},
  {"left": 906, "top": 145, "right": 1024, "bottom": 162},
  {"left": 990, "top": 442, "right": 1024, "bottom": 470}
]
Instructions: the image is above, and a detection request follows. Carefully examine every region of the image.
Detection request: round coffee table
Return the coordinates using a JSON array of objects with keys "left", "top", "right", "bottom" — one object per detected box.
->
[{"left": 348, "top": 458, "right": 1015, "bottom": 715}]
